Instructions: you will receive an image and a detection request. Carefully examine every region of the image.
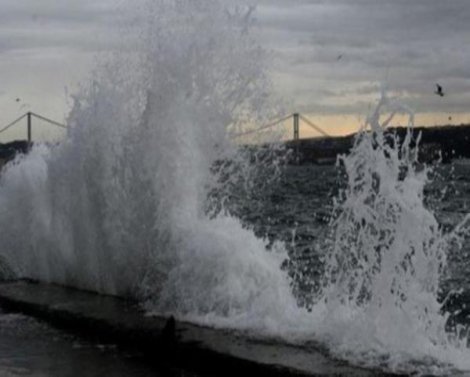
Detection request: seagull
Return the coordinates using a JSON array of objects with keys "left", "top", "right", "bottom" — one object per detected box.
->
[
  {"left": 435, "top": 84, "right": 444, "bottom": 97},
  {"left": 337, "top": 54, "right": 343, "bottom": 61}
]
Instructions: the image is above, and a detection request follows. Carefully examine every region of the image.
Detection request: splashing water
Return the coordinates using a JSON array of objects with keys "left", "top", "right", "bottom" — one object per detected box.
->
[
  {"left": 1, "top": 0, "right": 470, "bottom": 374},
  {"left": 305, "top": 90, "right": 470, "bottom": 374},
  {"left": 0, "top": 0, "right": 294, "bottom": 323}
]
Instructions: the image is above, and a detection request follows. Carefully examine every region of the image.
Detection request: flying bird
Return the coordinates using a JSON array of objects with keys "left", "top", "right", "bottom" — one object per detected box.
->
[
  {"left": 435, "top": 84, "right": 444, "bottom": 97},
  {"left": 337, "top": 54, "right": 343, "bottom": 61},
  {"left": 15, "top": 98, "right": 20, "bottom": 102}
]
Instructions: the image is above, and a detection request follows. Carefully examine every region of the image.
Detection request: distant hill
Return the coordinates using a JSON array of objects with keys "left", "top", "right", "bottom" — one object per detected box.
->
[
  {"left": 0, "top": 140, "right": 31, "bottom": 169},
  {"left": 286, "top": 124, "right": 470, "bottom": 164}
]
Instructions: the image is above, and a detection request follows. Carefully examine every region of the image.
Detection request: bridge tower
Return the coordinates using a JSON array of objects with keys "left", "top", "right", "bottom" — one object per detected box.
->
[
  {"left": 293, "top": 113, "right": 300, "bottom": 141},
  {"left": 27, "top": 112, "right": 32, "bottom": 142}
]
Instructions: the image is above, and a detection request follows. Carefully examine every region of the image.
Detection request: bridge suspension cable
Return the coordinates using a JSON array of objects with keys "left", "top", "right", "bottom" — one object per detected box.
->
[
  {"left": 0, "top": 113, "right": 28, "bottom": 134},
  {"left": 29, "top": 112, "right": 67, "bottom": 129},
  {"left": 0, "top": 112, "right": 67, "bottom": 135},
  {"left": 230, "top": 113, "right": 331, "bottom": 139},
  {"left": 231, "top": 114, "right": 293, "bottom": 138},
  {"left": 299, "top": 114, "right": 331, "bottom": 138}
]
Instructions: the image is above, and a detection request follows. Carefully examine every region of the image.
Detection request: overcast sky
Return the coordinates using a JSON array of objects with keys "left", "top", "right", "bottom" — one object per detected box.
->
[{"left": 1, "top": 0, "right": 470, "bottom": 140}]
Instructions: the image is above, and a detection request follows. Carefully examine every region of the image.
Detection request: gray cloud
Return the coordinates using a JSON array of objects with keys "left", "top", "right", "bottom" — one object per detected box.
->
[
  {"left": 0, "top": 0, "right": 136, "bottom": 55},
  {"left": 0, "top": 0, "right": 126, "bottom": 134},
  {"left": 257, "top": 0, "right": 470, "bottom": 116},
  {"left": 0, "top": 0, "right": 469, "bottom": 134}
]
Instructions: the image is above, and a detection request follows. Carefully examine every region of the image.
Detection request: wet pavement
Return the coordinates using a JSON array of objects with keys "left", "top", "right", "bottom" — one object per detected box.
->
[
  {"left": 0, "top": 281, "right": 393, "bottom": 377},
  {"left": 0, "top": 309, "right": 194, "bottom": 377}
]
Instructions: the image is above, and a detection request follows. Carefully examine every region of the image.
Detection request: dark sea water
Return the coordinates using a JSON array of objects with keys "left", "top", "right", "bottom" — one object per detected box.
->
[{"left": 233, "top": 161, "right": 470, "bottom": 311}]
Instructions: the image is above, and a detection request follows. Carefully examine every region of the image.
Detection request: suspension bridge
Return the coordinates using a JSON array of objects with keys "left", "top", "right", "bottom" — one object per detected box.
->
[
  {"left": 0, "top": 111, "right": 330, "bottom": 143},
  {"left": 232, "top": 113, "right": 331, "bottom": 141},
  {"left": 0, "top": 111, "right": 67, "bottom": 143}
]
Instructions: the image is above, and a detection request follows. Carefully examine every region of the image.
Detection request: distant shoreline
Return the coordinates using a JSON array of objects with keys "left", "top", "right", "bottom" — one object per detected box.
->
[
  {"left": 1, "top": 124, "right": 470, "bottom": 169},
  {"left": 0, "top": 140, "right": 31, "bottom": 170},
  {"left": 284, "top": 124, "right": 470, "bottom": 164}
]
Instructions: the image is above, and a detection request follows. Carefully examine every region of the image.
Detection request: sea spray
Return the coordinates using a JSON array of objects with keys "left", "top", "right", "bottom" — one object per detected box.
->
[
  {"left": 302, "top": 90, "right": 470, "bottom": 374},
  {"left": 0, "top": 0, "right": 294, "bottom": 322},
  {"left": 321, "top": 91, "right": 445, "bottom": 311}
]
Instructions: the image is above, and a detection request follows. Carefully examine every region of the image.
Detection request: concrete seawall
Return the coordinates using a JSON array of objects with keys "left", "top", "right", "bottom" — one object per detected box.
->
[{"left": 0, "top": 280, "right": 399, "bottom": 377}]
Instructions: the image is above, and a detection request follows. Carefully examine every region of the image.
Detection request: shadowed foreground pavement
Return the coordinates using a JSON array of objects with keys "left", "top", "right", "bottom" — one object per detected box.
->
[{"left": 0, "top": 280, "right": 399, "bottom": 377}]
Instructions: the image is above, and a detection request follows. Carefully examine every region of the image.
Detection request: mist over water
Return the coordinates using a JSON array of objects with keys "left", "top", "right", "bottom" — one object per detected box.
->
[{"left": 1, "top": 0, "right": 470, "bottom": 375}]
